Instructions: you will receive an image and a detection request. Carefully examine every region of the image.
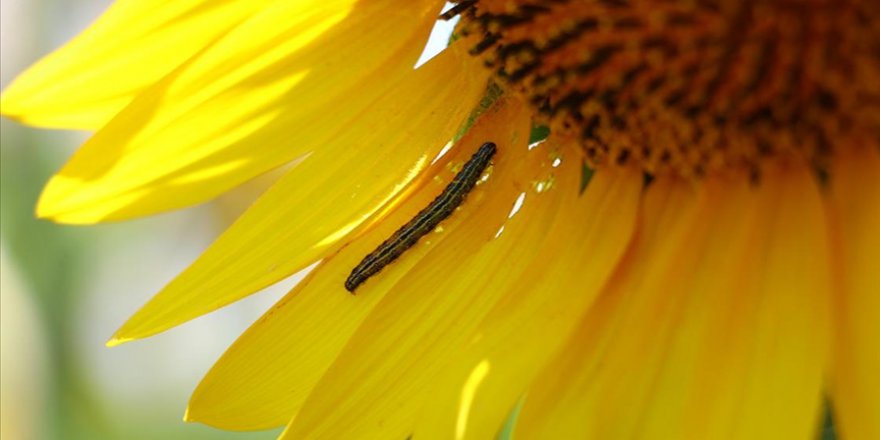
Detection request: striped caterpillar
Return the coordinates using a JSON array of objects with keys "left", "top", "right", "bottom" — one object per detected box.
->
[{"left": 345, "top": 142, "right": 497, "bottom": 292}]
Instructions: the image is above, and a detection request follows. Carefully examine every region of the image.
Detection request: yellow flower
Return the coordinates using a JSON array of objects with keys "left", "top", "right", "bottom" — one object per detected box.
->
[{"left": 2, "top": 0, "right": 878, "bottom": 439}]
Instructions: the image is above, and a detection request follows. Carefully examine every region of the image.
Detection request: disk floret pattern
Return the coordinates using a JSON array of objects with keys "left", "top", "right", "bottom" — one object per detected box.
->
[{"left": 451, "top": 0, "right": 879, "bottom": 179}]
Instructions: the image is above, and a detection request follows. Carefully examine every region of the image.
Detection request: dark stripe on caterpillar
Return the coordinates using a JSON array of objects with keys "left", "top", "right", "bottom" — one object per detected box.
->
[{"left": 344, "top": 142, "right": 497, "bottom": 293}]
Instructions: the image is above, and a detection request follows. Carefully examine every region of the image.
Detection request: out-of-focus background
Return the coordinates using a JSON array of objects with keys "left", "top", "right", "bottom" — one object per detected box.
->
[
  {"left": 0, "top": 1, "right": 459, "bottom": 439},
  {"left": 0, "top": 1, "right": 292, "bottom": 439}
]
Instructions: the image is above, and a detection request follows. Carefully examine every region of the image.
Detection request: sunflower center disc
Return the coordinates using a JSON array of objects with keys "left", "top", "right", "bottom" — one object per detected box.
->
[{"left": 455, "top": 0, "right": 879, "bottom": 179}]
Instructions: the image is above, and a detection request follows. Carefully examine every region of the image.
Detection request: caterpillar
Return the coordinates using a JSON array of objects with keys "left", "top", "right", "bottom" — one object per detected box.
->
[{"left": 345, "top": 142, "right": 497, "bottom": 293}]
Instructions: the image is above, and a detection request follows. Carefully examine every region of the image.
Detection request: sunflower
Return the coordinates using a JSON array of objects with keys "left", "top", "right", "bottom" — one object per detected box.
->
[{"left": 2, "top": 0, "right": 878, "bottom": 439}]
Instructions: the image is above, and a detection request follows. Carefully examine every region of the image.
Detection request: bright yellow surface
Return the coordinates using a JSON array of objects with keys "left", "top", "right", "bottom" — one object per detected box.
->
[
  {"left": 187, "top": 96, "right": 529, "bottom": 432},
  {"left": 1, "top": 0, "right": 277, "bottom": 129},
  {"left": 518, "top": 162, "right": 830, "bottom": 440},
  {"left": 109, "top": 45, "right": 490, "bottom": 345},
  {"left": 413, "top": 163, "right": 642, "bottom": 439},
  {"left": 275, "top": 97, "right": 536, "bottom": 439},
  {"left": 185, "top": 146, "right": 462, "bottom": 429},
  {"left": 33, "top": 0, "right": 442, "bottom": 223}
]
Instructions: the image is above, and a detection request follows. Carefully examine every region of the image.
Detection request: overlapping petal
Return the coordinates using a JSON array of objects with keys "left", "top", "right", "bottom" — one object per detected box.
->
[
  {"left": 0, "top": 0, "right": 277, "bottom": 129},
  {"left": 109, "top": 45, "right": 491, "bottom": 345},
  {"left": 185, "top": 95, "right": 528, "bottom": 431},
  {"left": 412, "top": 162, "right": 642, "bottom": 439},
  {"left": 275, "top": 98, "right": 549, "bottom": 439},
  {"left": 828, "top": 143, "right": 880, "bottom": 440},
  {"left": 517, "top": 161, "right": 830, "bottom": 439},
  {"left": 35, "top": 0, "right": 443, "bottom": 223}
]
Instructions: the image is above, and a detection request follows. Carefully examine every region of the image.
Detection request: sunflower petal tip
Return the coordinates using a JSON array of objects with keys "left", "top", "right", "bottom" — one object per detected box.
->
[
  {"left": 34, "top": 206, "right": 79, "bottom": 225},
  {"left": 0, "top": 107, "right": 24, "bottom": 123},
  {"left": 35, "top": 188, "right": 102, "bottom": 225},
  {"left": 105, "top": 335, "right": 132, "bottom": 348},
  {"left": 0, "top": 88, "right": 23, "bottom": 115},
  {"left": 0, "top": 88, "right": 47, "bottom": 127},
  {"left": 34, "top": 201, "right": 55, "bottom": 221},
  {"left": 35, "top": 185, "right": 64, "bottom": 220}
]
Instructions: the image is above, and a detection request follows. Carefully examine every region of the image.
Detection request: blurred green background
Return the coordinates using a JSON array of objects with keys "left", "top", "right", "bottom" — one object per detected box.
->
[{"left": 0, "top": 1, "right": 290, "bottom": 439}]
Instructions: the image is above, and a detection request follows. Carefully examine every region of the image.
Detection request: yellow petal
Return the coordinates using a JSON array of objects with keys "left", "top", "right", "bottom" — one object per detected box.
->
[
  {"left": 0, "top": 0, "right": 276, "bottom": 129},
  {"left": 36, "top": 0, "right": 442, "bottom": 223},
  {"left": 278, "top": 98, "right": 542, "bottom": 439},
  {"left": 413, "top": 163, "right": 642, "bottom": 440},
  {"left": 187, "top": 96, "right": 530, "bottom": 431},
  {"left": 186, "top": 146, "right": 470, "bottom": 430},
  {"left": 828, "top": 142, "right": 880, "bottom": 440},
  {"left": 518, "top": 161, "right": 830, "bottom": 440},
  {"left": 109, "top": 45, "right": 490, "bottom": 344}
]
